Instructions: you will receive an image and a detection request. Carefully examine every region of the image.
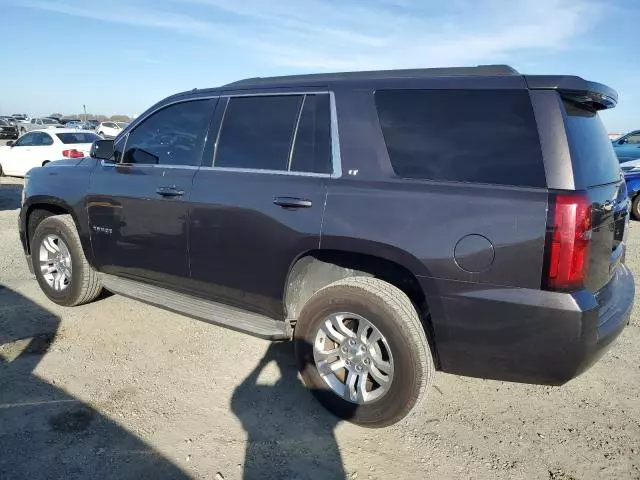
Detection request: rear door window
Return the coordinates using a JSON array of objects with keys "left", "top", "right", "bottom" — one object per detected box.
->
[
  {"left": 290, "top": 94, "right": 332, "bottom": 174},
  {"left": 562, "top": 100, "right": 620, "bottom": 187},
  {"left": 215, "top": 95, "right": 302, "bottom": 171},
  {"left": 375, "top": 89, "right": 546, "bottom": 187}
]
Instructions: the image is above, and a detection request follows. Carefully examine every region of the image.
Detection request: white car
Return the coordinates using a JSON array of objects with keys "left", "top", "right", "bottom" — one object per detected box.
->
[
  {"left": 621, "top": 158, "right": 640, "bottom": 173},
  {"left": 0, "top": 129, "right": 100, "bottom": 177},
  {"left": 97, "top": 121, "right": 128, "bottom": 139}
]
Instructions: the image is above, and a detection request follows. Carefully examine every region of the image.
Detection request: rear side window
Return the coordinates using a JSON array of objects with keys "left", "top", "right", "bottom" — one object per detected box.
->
[
  {"left": 215, "top": 94, "right": 332, "bottom": 174},
  {"left": 375, "top": 89, "right": 546, "bottom": 187},
  {"left": 563, "top": 100, "right": 621, "bottom": 187},
  {"left": 56, "top": 132, "right": 101, "bottom": 144}
]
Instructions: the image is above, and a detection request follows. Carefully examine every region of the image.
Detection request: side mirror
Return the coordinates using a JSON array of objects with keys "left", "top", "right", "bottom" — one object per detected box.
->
[
  {"left": 6, "top": 141, "right": 14, "bottom": 147},
  {"left": 90, "top": 139, "right": 115, "bottom": 161}
]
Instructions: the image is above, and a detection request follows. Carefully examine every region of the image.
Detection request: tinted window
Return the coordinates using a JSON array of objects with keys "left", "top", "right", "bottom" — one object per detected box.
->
[
  {"left": 56, "top": 132, "right": 101, "bottom": 144},
  {"left": 290, "top": 94, "right": 332, "bottom": 173},
  {"left": 0, "top": 120, "right": 7, "bottom": 126},
  {"left": 624, "top": 132, "right": 640, "bottom": 144},
  {"left": 563, "top": 100, "right": 620, "bottom": 187},
  {"left": 215, "top": 95, "right": 302, "bottom": 170},
  {"left": 15, "top": 133, "right": 38, "bottom": 146},
  {"left": 375, "top": 89, "right": 546, "bottom": 187},
  {"left": 122, "top": 100, "right": 212, "bottom": 166},
  {"left": 41, "top": 118, "right": 58, "bottom": 125},
  {"left": 35, "top": 132, "right": 54, "bottom": 146}
]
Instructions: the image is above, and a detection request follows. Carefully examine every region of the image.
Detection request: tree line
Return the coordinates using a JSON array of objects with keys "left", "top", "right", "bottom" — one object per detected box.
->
[{"left": 49, "top": 113, "right": 132, "bottom": 122}]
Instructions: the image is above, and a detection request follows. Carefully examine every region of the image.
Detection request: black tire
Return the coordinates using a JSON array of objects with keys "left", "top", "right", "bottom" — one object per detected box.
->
[
  {"left": 632, "top": 195, "right": 640, "bottom": 221},
  {"left": 294, "top": 276, "right": 434, "bottom": 428},
  {"left": 31, "top": 214, "right": 102, "bottom": 306}
]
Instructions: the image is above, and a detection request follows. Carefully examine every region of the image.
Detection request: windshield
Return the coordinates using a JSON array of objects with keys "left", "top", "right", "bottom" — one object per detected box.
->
[
  {"left": 0, "top": 120, "right": 8, "bottom": 126},
  {"left": 41, "top": 118, "right": 59, "bottom": 125},
  {"left": 115, "top": 122, "right": 128, "bottom": 129},
  {"left": 563, "top": 100, "right": 621, "bottom": 187},
  {"left": 56, "top": 132, "right": 101, "bottom": 144}
]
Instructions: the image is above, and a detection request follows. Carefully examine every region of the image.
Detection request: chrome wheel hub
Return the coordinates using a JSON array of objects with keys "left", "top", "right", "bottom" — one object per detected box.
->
[
  {"left": 313, "top": 312, "right": 394, "bottom": 404},
  {"left": 39, "top": 234, "right": 72, "bottom": 292}
]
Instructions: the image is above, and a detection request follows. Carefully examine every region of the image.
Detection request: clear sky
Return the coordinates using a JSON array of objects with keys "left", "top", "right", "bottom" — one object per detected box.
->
[{"left": 1, "top": 0, "right": 638, "bottom": 132}]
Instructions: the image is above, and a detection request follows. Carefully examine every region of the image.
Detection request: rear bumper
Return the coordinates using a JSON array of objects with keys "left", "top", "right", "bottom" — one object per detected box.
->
[{"left": 422, "top": 264, "right": 635, "bottom": 385}]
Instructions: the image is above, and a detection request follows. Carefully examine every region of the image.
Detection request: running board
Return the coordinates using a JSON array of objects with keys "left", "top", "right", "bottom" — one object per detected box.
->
[{"left": 101, "top": 274, "right": 291, "bottom": 340}]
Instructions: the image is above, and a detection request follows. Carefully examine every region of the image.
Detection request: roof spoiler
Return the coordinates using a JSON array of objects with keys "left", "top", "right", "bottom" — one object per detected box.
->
[{"left": 525, "top": 75, "right": 617, "bottom": 110}]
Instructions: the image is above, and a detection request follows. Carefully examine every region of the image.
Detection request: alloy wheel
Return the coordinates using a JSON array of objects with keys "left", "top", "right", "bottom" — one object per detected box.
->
[
  {"left": 39, "top": 234, "right": 72, "bottom": 291},
  {"left": 313, "top": 312, "right": 394, "bottom": 404}
]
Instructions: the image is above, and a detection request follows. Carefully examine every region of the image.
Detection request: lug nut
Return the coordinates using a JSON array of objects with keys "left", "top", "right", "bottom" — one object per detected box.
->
[
  {"left": 356, "top": 365, "right": 363, "bottom": 372},
  {"left": 360, "top": 345, "right": 366, "bottom": 352},
  {"left": 345, "top": 360, "right": 351, "bottom": 366},
  {"left": 341, "top": 346, "right": 348, "bottom": 353},
  {"left": 349, "top": 338, "right": 356, "bottom": 346},
  {"left": 363, "top": 358, "right": 370, "bottom": 365}
]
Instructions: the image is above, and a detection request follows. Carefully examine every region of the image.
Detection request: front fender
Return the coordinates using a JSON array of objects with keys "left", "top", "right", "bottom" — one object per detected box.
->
[{"left": 20, "top": 158, "right": 99, "bottom": 267}]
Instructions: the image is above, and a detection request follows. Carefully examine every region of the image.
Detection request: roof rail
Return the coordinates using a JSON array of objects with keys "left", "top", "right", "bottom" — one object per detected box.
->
[{"left": 221, "top": 64, "right": 519, "bottom": 88}]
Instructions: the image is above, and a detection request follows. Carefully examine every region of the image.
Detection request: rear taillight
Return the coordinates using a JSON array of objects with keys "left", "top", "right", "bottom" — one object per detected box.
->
[
  {"left": 62, "top": 149, "right": 84, "bottom": 158},
  {"left": 543, "top": 192, "right": 592, "bottom": 291}
]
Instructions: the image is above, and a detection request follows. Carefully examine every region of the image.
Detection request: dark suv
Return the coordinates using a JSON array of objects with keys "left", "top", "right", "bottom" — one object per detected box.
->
[{"left": 19, "top": 65, "right": 635, "bottom": 427}]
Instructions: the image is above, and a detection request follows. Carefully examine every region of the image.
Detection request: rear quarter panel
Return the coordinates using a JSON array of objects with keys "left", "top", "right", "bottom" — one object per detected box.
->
[{"left": 322, "top": 87, "right": 551, "bottom": 377}]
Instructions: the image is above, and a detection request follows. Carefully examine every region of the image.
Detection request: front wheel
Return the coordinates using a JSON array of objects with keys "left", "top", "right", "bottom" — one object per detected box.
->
[
  {"left": 294, "top": 276, "right": 434, "bottom": 428},
  {"left": 31, "top": 214, "right": 103, "bottom": 306},
  {"left": 632, "top": 195, "right": 640, "bottom": 221}
]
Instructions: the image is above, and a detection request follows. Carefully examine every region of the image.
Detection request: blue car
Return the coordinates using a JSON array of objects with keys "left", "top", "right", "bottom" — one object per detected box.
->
[
  {"left": 613, "top": 130, "right": 640, "bottom": 159},
  {"left": 624, "top": 169, "right": 640, "bottom": 220}
]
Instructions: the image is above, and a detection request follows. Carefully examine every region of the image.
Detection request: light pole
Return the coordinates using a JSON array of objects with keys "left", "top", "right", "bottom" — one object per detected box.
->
[{"left": 83, "top": 104, "right": 87, "bottom": 122}]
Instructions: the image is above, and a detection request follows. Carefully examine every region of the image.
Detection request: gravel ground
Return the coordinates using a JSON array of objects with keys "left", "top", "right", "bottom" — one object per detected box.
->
[{"left": 0, "top": 173, "right": 639, "bottom": 480}]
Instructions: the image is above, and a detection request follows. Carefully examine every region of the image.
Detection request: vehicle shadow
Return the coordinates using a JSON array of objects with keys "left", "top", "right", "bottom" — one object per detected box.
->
[
  {"left": 0, "top": 182, "right": 22, "bottom": 211},
  {"left": 0, "top": 284, "right": 189, "bottom": 480},
  {"left": 231, "top": 342, "right": 355, "bottom": 480}
]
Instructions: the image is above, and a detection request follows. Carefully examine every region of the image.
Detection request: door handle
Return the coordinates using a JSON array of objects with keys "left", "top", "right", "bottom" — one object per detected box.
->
[
  {"left": 273, "top": 197, "right": 312, "bottom": 209},
  {"left": 156, "top": 186, "right": 185, "bottom": 197}
]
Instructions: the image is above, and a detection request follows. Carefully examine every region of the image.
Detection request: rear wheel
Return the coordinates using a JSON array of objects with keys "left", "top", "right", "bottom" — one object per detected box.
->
[
  {"left": 632, "top": 195, "right": 640, "bottom": 221},
  {"left": 294, "top": 276, "right": 434, "bottom": 428},
  {"left": 31, "top": 214, "right": 103, "bottom": 306}
]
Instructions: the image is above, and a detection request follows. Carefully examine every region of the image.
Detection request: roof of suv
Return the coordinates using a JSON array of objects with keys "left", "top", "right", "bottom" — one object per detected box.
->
[{"left": 165, "top": 64, "right": 616, "bottom": 110}]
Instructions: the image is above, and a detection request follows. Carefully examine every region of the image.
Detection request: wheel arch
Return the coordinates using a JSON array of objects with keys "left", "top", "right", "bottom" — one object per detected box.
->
[
  {"left": 283, "top": 248, "right": 439, "bottom": 365},
  {"left": 23, "top": 197, "right": 92, "bottom": 263}
]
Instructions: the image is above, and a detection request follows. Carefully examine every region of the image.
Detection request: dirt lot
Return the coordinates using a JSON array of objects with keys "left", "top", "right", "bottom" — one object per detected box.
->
[{"left": 0, "top": 174, "right": 639, "bottom": 480}]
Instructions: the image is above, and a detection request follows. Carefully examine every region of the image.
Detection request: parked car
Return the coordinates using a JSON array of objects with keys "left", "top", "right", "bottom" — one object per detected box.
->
[
  {"left": 12, "top": 114, "right": 27, "bottom": 122},
  {"left": 59, "top": 118, "right": 79, "bottom": 126},
  {"left": 18, "top": 65, "right": 634, "bottom": 427},
  {"left": 97, "top": 121, "right": 128, "bottom": 138},
  {"left": 612, "top": 130, "right": 640, "bottom": 159},
  {"left": 0, "top": 129, "right": 99, "bottom": 177},
  {"left": 18, "top": 117, "right": 65, "bottom": 135},
  {"left": 86, "top": 119, "right": 100, "bottom": 129},
  {"left": 620, "top": 157, "right": 640, "bottom": 173},
  {"left": 0, "top": 115, "right": 18, "bottom": 126},
  {"left": 625, "top": 169, "right": 640, "bottom": 220},
  {"left": 0, "top": 119, "right": 19, "bottom": 139}
]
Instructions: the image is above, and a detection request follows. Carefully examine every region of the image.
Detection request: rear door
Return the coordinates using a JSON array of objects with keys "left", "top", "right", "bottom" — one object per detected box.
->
[
  {"left": 188, "top": 92, "right": 333, "bottom": 318},
  {"left": 562, "top": 99, "right": 629, "bottom": 292},
  {"left": 87, "top": 98, "right": 216, "bottom": 288}
]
